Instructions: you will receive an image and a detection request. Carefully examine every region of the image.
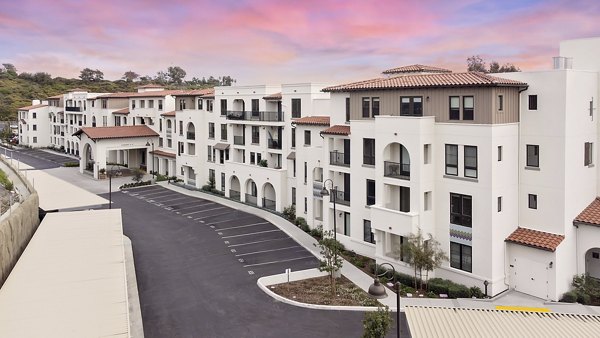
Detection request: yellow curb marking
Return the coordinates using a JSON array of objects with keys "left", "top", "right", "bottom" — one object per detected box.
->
[{"left": 495, "top": 305, "right": 551, "bottom": 312}]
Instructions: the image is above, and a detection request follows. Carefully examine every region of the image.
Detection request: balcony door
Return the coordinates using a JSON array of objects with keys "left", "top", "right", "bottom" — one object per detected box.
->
[{"left": 343, "top": 139, "right": 351, "bottom": 165}]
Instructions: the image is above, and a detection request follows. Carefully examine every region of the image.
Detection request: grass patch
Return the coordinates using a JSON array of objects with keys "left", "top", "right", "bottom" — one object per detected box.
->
[{"left": 0, "top": 169, "right": 13, "bottom": 191}]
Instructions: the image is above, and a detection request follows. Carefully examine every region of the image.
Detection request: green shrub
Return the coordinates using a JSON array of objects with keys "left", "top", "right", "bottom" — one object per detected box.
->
[
  {"left": 63, "top": 161, "right": 79, "bottom": 167},
  {"left": 577, "top": 292, "right": 592, "bottom": 305},
  {"left": 362, "top": 306, "right": 392, "bottom": 338},
  {"left": 470, "top": 286, "right": 485, "bottom": 298},
  {"left": 295, "top": 217, "right": 307, "bottom": 226},
  {"left": 282, "top": 205, "right": 296, "bottom": 222},
  {"left": 394, "top": 272, "right": 416, "bottom": 287},
  {"left": 258, "top": 159, "right": 268, "bottom": 167},
  {"left": 309, "top": 225, "right": 324, "bottom": 239},
  {"left": 448, "top": 284, "right": 471, "bottom": 298},
  {"left": 560, "top": 291, "right": 578, "bottom": 303},
  {"left": 4, "top": 180, "right": 13, "bottom": 191},
  {"left": 427, "top": 278, "right": 450, "bottom": 295}
]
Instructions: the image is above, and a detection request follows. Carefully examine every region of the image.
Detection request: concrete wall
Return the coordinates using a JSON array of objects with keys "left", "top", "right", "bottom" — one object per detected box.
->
[{"left": 0, "top": 158, "right": 40, "bottom": 287}]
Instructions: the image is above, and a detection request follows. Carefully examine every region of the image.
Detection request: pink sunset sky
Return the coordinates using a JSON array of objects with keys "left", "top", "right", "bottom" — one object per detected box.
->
[{"left": 1, "top": 0, "right": 599, "bottom": 84}]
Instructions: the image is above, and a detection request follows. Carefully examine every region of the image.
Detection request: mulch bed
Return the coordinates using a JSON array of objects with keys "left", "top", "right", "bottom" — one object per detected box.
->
[{"left": 270, "top": 275, "right": 380, "bottom": 307}]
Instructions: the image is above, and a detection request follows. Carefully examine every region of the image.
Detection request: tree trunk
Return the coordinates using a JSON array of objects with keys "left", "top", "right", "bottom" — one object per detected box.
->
[{"left": 414, "top": 265, "right": 418, "bottom": 289}]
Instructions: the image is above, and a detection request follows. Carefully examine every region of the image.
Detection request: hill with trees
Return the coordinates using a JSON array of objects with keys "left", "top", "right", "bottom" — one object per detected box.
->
[{"left": 0, "top": 64, "right": 236, "bottom": 120}]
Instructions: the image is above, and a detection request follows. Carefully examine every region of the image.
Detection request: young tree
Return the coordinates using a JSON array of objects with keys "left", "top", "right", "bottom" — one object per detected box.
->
[
  {"left": 362, "top": 306, "right": 392, "bottom": 338},
  {"left": 314, "top": 230, "right": 344, "bottom": 295},
  {"left": 122, "top": 71, "right": 140, "bottom": 82},
  {"left": 404, "top": 228, "right": 448, "bottom": 290}
]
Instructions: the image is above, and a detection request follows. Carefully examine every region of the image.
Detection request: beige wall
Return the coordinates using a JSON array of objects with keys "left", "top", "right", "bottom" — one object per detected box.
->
[
  {"left": 176, "top": 97, "right": 195, "bottom": 111},
  {"left": 349, "top": 87, "right": 520, "bottom": 124},
  {"left": 108, "top": 98, "right": 129, "bottom": 109}
]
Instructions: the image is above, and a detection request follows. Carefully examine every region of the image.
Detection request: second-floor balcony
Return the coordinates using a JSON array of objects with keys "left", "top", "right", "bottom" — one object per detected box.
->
[
  {"left": 187, "top": 132, "right": 195, "bottom": 140},
  {"left": 330, "top": 151, "right": 350, "bottom": 167},
  {"left": 166, "top": 128, "right": 172, "bottom": 138},
  {"left": 65, "top": 106, "right": 82, "bottom": 112},
  {"left": 226, "top": 110, "right": 283, "bottom": 122},
  {"left": 268, "top": 139, "right": 282, "bottom": 150},
  {"left": 330, "top": 189, "right": 350, "bottom": 206},
  {"left": 234, "top": 135, "right": 245, "bottom": 146},
  {"left": 384, "top": 161, "right": 410, "bottom": 179}
]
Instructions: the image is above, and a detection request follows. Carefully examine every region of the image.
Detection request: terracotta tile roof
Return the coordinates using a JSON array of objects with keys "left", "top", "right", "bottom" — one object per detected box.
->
[
  {"left": 382, "top": 64, "right": 453, "bottom": 74},
  {"left": 321, "top": 125, "right": 350, "bottom": 136},
  {"left": 47, "top": 94, "right": 63, "bottom": 99},
  {"left": 172, "top": 88, "right": 215, "bottom": 97},
  {"left": 150, "top": 150, "right": 176, "bottom": 158},
  {"left": 574, "top": 197, "right": 600, "bottom": 226},
  {"left": 323, "top": 72, "right": 528, "bottom": 92},
  {"left": 72, "top": 125, "right": 158, "bottom": 141},
  {"left": 505, "top": 227, "right": 564, "bottom": 252},
  {"left": 161, "top": 110, "right": 176, "bottom": 117},
  {"left": 292, "top": 116, "right": 330, "bottom": 126},
  {"left": 18, "top": 104, "right": 47, "bottom": 111},
  {"left": 95, "top": 92, "right": 136, "bottom": 99},
  {"left": 112, "top": 108, "right": 130, "bottom": 115},
  {"left": 263, "top": 92, "right": 282, "bottom": 100}
]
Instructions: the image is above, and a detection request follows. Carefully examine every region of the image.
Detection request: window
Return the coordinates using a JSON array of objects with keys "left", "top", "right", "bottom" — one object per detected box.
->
[
  {"left": 304, "top": 130, "right": 311, "bottom": 146},
  {"left": 159, "top": 138, "right": 163, "bottom": 147},
  {"left": 292, "top": 98, "right": 301, "bottom": 118},
  {"left": 250, "top": 152, "right": 255, "bottom": 164},
  {"left": 424, "top": 191, "right": 432, "bottom": 211},
  {"left": 463, "top": 96, "right": 474, "bottom": 120},
  {"left": 158, "top": 99, "right": 163, "bottom": 110},
  {"left": 304, "top": 162, "right": 307, "bottom": 184},
  {"left": 102, "top": 99, "right": 108, "bottom": 109},
  {"left": 220, "top": 124, "right": 227, "bottom": 141},
  {"left": 449, "top": 96, "right": 460, "bottom": 120},
  {"left": 252, "top": 126, "right": 259, "bottom": 144},
  {"left": 32, "top": 124, "right": 37, "bottom": 131},
  {"left": 445, "top": 144, "right": 458, "bottom": 175},
  {"left": 366, "top": 179, "right": 375, "bottom": 206},
  {"left": 197, "top": 99, "right": 202, "bottom": 110},
  {"left": 363, "top": 138, "right": 375, "bottom": 165},
  {"left": 179, "top": 121, "right": 183, "bottom": 135},
  {"left": 292, "top": 187, "right": 296, "bottom": 206},
  {"left": 464, "top": 146, "right": 477, "bottom": 178},
  {"left": 207, "top": 100, "right": 213, "bottom": 112},
  {"left": 497, "top": 196, "right": 502, "bottom": 212},
  {"left": 345, "top": 97, "right": 350, "bottom": 122},
  {"left": 178, "top": 99, "right": 185, "bottom": 110},
  {"left": 528, "top": 95, "right": 537, "bottom": 110},
  {"left": 167, "top": 139, "right": 172, "bottom": 148},
  {"left": 363, "top": 220, "right": 375, "bottom": 244},
  {"left": 528, "top": 194, "right": 537, "bottom": 209},
  {"left": 450, "top": 193, "right": 472, "bottom": 227},
  {"left": 424, "top": 144, "right": 431, "bottom": 164},
  {"left": 251, "top": 99, "right": 259, "bottom": 113},
  {"left": 178, "top": 141, "right": 184, "bottom": 155},
  {"left": 32, "top": 136, "right": 37, "bottom": 143},
  {"left": 292, "top": 159, "right": 296, "bottom": 177},
  {"left": 497, "top": 95, "right": 504, "bottom": 111},
  {"left": 208, "top": 123, "right": 215, "bottom": 139},
  {"left": 362, "top": 98, "right": 370, "bottom": 118},
  {"left": 220, "top": 99, "right": 227, "bottom": 114},
  {"left": 372, "top": 97, "right": 380, "bottom": 116},
  {"left": 498, "top": 146, "right": 502, "bottom": 161},
  {"left": 450, "top": 242, "right": 472, "bottom": 272},
  {"left": 585, "top": 142, "right": 593, "bottom": 166},
  {"left": 132, "top": 100, "right": 136, "bottom": 109},
  {"left": 32, "top": 112, "right": 37, "bottom": 119},
  {"left": 221, "top": 173, "right": 225, "bottom": 192},
  {"left": 400, "top": 96, "right": 423, "bottom": 116},
  {"left": 149, "top": 100, "right": 154, "bottom": 108},
  {"left": 159, "top": 119, "right": 162, "bottom": 132},
  {"left": 140, "top": 100, "right": 145, "bottom": 109},
  {"left": 291, "top": 128, "right": 296, "bottom": 148},
  {"left": 399, "top": 186, "right": 410, "bottom": 212},
  {"left": 343, "top": 212, "right": 350, "bottom": 236},
  {"left": 103, "top": 116, "right": 107, "bottom": 126},
  {"left": 209, "top": 169, "right": 215, "bottom": 183},
  {"left": 526, "top": 145, "right": 539, "bottom": 167},
  {"left": 304, "top": 197, "right": 308, "bottom": 214}
]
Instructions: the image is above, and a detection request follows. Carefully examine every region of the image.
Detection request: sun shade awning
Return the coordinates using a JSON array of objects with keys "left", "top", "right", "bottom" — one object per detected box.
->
[
  {"left": 214, "top": 143, "right": 230, "bottom": 151},
  {"left": 286, "top": 151, "right": 296, "bottom": 160}
]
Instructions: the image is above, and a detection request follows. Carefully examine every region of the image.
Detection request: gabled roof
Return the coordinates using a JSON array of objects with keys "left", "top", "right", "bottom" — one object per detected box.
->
[
  {"left": 292, "top": 116, "right": 330, "bottom": 126},
  {"left": 263, "top": 92, "right": 282, "bottom": 100},
  {"left": 112, "top": 108, "right": 130, "bottom": 115},
  {"left": 94, "top": 92, "right": 136, "bottom": 99},
  {"left": 382, "top": 64, "right": 453, "bottom": 75},
  {"left": 323, "top": 72, "right": 527, "bottom": 92},
  {"left": 574, "top": 197, "right": 600, "bottom": 227},
  {"left": 18, "top": 104, "right": 47, "bottom": 111},
  {"left": 73, "top": 126, "right": 158, "bottom": 141},
  {"left": 321, "top": 125, "right": 350, "bottom": 136},
  {"left": 505, "top": 227, "right": 564, "bottom": 252},
  {"left": 172, "top": 88, "right": 215, "bottom": 97},
  {"left": 161, "top": 110, "right": 176, "bottom": 117}
]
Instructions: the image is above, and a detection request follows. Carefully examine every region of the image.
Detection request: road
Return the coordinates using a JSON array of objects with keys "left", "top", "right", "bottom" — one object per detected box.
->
[{"left": 0, "top": 146, "right": 76, "bottom": 169}]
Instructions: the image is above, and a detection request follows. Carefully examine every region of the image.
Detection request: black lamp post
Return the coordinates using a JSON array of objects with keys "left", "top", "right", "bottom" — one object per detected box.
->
[
  {"left": 108, "top": 164, "right": 122, "bottom": 210},
  {"left": 368, "top": 262, "right": 401, "bottom": 338},
  {"left": 320, "top": 178, "right": 337, "bottom": 242},
  {"left": 146, "top": 140, "right": 155, "bottom": 179}
]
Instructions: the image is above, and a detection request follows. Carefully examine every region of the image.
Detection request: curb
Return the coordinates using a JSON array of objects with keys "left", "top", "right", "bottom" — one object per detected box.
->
[{"left": 123, "top": 235, "right": 145, "bottom": 338}]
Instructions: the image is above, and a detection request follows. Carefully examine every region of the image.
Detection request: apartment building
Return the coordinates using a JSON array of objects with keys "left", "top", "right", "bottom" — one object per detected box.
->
[{"left": 17, "top": 100, "right": 50, "bottom": 147}]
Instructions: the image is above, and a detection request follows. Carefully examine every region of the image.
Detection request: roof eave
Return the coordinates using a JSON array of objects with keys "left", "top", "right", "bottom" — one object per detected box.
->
[{"left": 504, "top": 239, "right": 557, "bottom": 252}]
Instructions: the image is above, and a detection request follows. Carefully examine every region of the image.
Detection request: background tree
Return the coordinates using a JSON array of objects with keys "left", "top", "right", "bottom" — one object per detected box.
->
[
  {"left": 362, "top": 306, "right": 392, "bottom": 338},
  {"left": 467, "top": 55, "right": 487, "bottom": 72},
  {"left": 167, "top": 66, "right": 186, "bottom": 84},
  {"left": 468, "top": 56, "right": 521, "bottom": 73},
  {"left": 404, "top": 228, "right": 447, "bottom": 290},
  {"left": 79, "top": 68, "right": 104, "bottom": 82},
  {"left": 314, "top": 230, "right": 344, "bottom": 295},
  {"left": 122, "top": 71, "right": 140, "bottom": 82},
  {"left": 154, "top": 71, "right": 168, "bottom": 85}
]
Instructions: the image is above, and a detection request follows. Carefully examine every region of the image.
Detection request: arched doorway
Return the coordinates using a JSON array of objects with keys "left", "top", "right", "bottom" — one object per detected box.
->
[
  {"left": 230, "top": 175, "right": 241, "bottom": 201},
  {"left": 262, "top": 182, "right": 276, "bottom": 210},
  {"left": 586, "top": 248, "right": 600, "bottom": 279},
  {"left": 92, "top": 116, "right": 97, "bottom": 127},
  {"left": 245, "top": 179, "right": 257, "bottom": 205},
  {"left": 82, "top": 143, "right": 94, "bottom": 171}
]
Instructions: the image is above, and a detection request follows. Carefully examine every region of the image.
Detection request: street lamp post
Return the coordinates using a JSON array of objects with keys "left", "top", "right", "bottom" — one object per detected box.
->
[
  {"left": 320, "top": 178, "right": 338, "bottom": 252},
  {"left": 368, "top": 262, "right": 402, "bottom": 338},
  {"left": 146, "top": 140, "right": 155, "bottom": 179},
  {"left": 108, "top": 165, "right": 122, "bottom": 210}
]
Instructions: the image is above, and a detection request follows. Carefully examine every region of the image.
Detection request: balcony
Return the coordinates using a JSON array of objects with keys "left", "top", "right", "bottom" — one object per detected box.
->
[
  {"left": 230, "top": 190, "right": 241, "bottom": 201},
  {"left": 268, "top": 139, "right": 282, "bottom": 150},
  {"left": 262, "top": 197, "right": 276, "bottom": 210},
  {"left": 384, "top": 161, "right": 410, "bottom": 179},
  {"left": 187, "top": 132, "right": 195, "bottom": 140},
  {"left": 226, "top": 110, "right": 283, "bottom": 122},
  {"left": 370, "top": 205, "right": 419, "bottom": 236},
  {"left": 330, "top": 189, "right": 350, "bottom": 206},
  {"left": 166, "top": 128, "right": 172, "bottom": 138},
  {"left": 233, "top": 136, "right": 245, "bottom": 146},
  {"left": 65, "top": 106, "right": 82, "bottom": 112},
  {"left": 330, "top": 151, "right": 350, "bottom": 167}
]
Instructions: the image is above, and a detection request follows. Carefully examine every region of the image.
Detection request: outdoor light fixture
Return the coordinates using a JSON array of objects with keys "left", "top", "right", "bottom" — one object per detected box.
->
[
  {"left": 368, "top": 262, "right": 401, "bottom": 338},
  {"left": 320, "top": 179, "right": 338, "bottom": 263}
]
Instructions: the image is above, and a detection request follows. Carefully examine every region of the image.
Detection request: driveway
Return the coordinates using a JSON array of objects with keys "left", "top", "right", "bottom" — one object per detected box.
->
[
  {"left": 111, "top": 186, "right": 376, "bottom": 338},
  {"left": 0, "top": 146, "right": 76, "bottom": 169}
]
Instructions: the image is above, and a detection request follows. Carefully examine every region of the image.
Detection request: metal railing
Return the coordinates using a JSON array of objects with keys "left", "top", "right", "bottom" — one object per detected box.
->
[
  {"left": 229, "top": 190, "right": 241, "bottom": 201},
  {"left": 330, "top": 151, "right": 350, "bottom": 167},
  {"left": 226, "top": 110, "right": 283, "bottom": 122},
  {"left": 245, "top": 194, "right": 257, "bottom": 205},
  {"left": 330, "top": 189, "right": 350, "bottom": 206},
  {"left": 187, "top": 132, "right": 195, "bottom": 140},
  {"left": 268, "top": 139, "right": 282, "bottom": 149},
  {"left": 65, "top": 106, "right": 81, "bottom": 112},
  {"left": 233, "top": 136, "right": 245, "bottom": 145},
  {"left": 384, "top": 161, "right": 410, "bottom": 178},
  {"left": 262, "top": 197, "right": 276, "bottom": 210}
]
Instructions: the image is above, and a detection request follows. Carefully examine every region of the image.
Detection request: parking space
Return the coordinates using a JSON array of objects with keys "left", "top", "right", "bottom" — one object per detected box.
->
[
  {"left": 122, "top": 185, "right": 319, "bottom": 277},
  {"left": 0, "top": 146, "right": 77, "bottom": 169}
]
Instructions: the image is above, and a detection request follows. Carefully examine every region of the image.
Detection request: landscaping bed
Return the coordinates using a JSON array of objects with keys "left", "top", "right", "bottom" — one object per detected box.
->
[{"left": 270, "top": 275, "right": 380, "bottom": 307}]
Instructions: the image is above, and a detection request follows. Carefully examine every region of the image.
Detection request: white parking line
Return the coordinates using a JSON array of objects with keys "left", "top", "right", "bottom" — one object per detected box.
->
[
  {"left": 151, "top": 196, "right": 190, "bottom": 203},
  {"left": 227, "top": 237, "right": 290, "bottom": 247},
  {"left": 172, "top": 203, "right": 216, "bottom": 211},
  {"left": 242, "top": 256, "right": 314, "bottom": 268},
  {"left": 215, "top": 222, "right": 269, "bottom": 231},
  {"left": 139, "top": 192, "right": 179, "bottom": 199},
  {"left": 181, "top": 206, "right": 226, "bottom": 216},
  {"left": 208, "top": 215, "right": 255, "bottom": 224},
  {"left": 235, "top": 246, "right": 301, "bottom": 257},
  {"left": 162, "top": 199, "right": 205, "bottom": 207},
  {"left": 194, "top": 211, "right": 235, "bottom": 220},
  {"left": 221, "top": 229, "right": 281, "bottom": 239}
]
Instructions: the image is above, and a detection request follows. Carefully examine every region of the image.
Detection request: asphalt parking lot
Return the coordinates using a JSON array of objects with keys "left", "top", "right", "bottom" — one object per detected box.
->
[{"left": 0, "top": 146, "right": 76, "bottom": 169}]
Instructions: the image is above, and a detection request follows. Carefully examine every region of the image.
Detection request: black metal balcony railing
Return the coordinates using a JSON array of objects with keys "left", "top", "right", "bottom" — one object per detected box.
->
[
  {"left": 330, "top": 151, "right": 350, "bottom": 167},
  {"left": 245, "top": 194, "right": 257, "bottom": 206},
  {"left": 65, "top": 106, "right": 82, "bottom": 112},
  {"left": 363, "top": 155, "right": 375, "bottom": 165},
  {"left": 230, "top": 190, "right": 241, "bottom": 201},
  {"left": 187, "top": 132, "right": 195, "bottom": 140},
  {"left": 233, "top": 136, "right": 245, "bottom": 145},
  {"left": 262, "top": 197, "right": 276, "bottom": 210},
  {"left": 268, "top": 139, "right": 282, "bottom": 150},
  {"left": 226, "top": 110, "right": 284, "bottom": 122},
  {"left": 330, "top": 189, "right": 350, "bottom": 206},
  {"left": 384, "top": 161, "right": 410, "bottom": 178},
  {"left": 92, "top": 123, "right": 96, "bottom": 127}
]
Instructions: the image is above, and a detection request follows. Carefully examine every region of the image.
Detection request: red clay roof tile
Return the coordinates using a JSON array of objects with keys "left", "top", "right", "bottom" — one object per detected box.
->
[
  {"left": 263, "top": 92, "right": 282, "bottom": 100},
  {"left": 505, "top": 227, "right": 564, "bottom": 252},
  {"left": 382, "top": 64, "right": 453, "bottom": 74},
  {"left": 161, "top": 110, "right": 176, "bottom": 117},
  {"left": 18, "top": 104, "right": 47, "bottom": 111},
  {"left": 321, "top": 125, "right": 350, "bottom": 136},
  {"left": 292, "top": 116, "right": 330, "bottom": 126},
  {"left": 73, "top": 125, "right": 158, "bottom": 140},
  {"left": 574, "top": 197, "right": 600, "bottom": 226},
  {"left": 112, "top": 108, "right": 130, "bottom": 115},
  {"left": 150, "top": 150, "right": 176, "bottom": 158}
]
